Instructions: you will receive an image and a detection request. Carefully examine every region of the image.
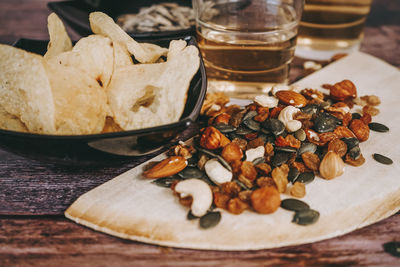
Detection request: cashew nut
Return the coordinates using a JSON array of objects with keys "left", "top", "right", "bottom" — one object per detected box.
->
[
  {"left": 278, "top": 105, "right": 302, "bottom": 132},
  {"left": 271, "top": 84, "right": 291, "bottom": 95},
  {"left": 204, "top": 158, "right": 232, "bottom": 185},
  {"left": 175, "top": 179, "right": 212, "bottom": 217},
  {"left": 245, "top": 146, "right": 265, "bottom": 162},
  {"left": 254, "top": 95, "right": 279, "bottom": 108}
]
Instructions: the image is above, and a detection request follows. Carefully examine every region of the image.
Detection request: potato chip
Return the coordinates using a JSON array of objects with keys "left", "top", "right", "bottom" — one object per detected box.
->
[
  {"left": 0, "top": 45, "right": 56, "bottom": 134},
  {"left": 0, "top": 105, "right": 28, "bottom": 132},
  {"left": 47, "top": 35, "right": 114, "bottom": 89},
  {"left": 113, "top": 41, "right": 133, "bottom": 70},
  {"left": 107, "top": 40, "right": 199, "bottom": 130},
  {"left": 101, "top": 116, "right": 123, "bottom": 133},
  {"left": 89, "top": 12, "right": 167, "bottom": 63},
  {"left": 44, "top": 13, "right": 72, "bottom": 59},
  {"left": 45, "top": 61, "right": 108, "bottom": 135}
]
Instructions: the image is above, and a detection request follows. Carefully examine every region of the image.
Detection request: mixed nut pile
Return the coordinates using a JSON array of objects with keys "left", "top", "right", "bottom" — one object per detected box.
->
[{"left": 143, "top": 80, "right": 390, "bottom": 228}]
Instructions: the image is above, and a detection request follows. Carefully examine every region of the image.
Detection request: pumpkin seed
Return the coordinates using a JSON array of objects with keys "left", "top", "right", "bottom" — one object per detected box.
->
[
  {"left": 314, "top": 112, "right": 341, "bottom": 133},
  {"left": 243, "top": 119, "right": 260, "bottom": 131},
  {"left": 151, "top": 176, "right": 180, "bottom": 188},
  {"left": 271, "top": 151, "right": 290, "bottom": 166},
  {"left": 262, "top": 119, "right": 285, "bottom": 136},
  {"left": 187, "top": 210, "right": 198, "bottom": 220},
  {"left": 199, "top": 211, "right": 221, "bottom": 229},
  {"left": 260, "top": 128, "right": 270, "bottom": 135},
  {"left": 287, "top": 168, "right": 300, "bottom": 183},
  {"left": 178, "top": 167, "right": 205, "bottom": 179},
  {"left": 186, "top": 156, "right": 198, "bottom": 167},
  {"left": 292, "top": 209, "right": 320, "bottom": 225},
  {"left": 243, "top": 110, "right": 257, "bottom": 121},
  {"left": 295, "top": 172, "right": 315, "bottom": 184},
  {"left": 294, "top": 129, "right": 306, "bottom": 142},
  {"left": 319, "top": 100, "right": 332, "bottom": 109},
  {"left": 275, "top": 146, "right": 297, "bottom": 153},
  {"left": 348, "top": 146, "right": 361, "bottom": 160},
  {"left": 252, "top": 157, "right": 265, "bottom": 165},
  {"left": 383, "top": 242, "right": 400, "bottom": 258},
  {"left": 341, "top": 137, "right": 359, "bottom": 149},
  {"left": 236, "top": 125, "right": 253, "bottom": 135},
  {"left": 281, "top": 198, "right": 310, "bottom": 212},
  {"left": 196, "top": 147, "right": 233, "bottom": 171},
  {"left": 235, "top": 179, "right": 250, "bottom": 190},
  {"left": 214, "top": 123, "right": 237, "bottom": 133},
  {"left": 373, "top": 153, "right": 393, "bottom": 165},
  {"left": 368, "top": 122, "right": 389, "bottom": 133},
  {"left": 298, "top": 142, "right": 317, "bottom": 156},
  {"left": 228, "top": 132, "right": 241, "bottom": 140},
  {"left": 301, "top": 104, "right": 319, "bottom": 115},
  {"left": 351, "top": 113, "right": 362, "bottom": 120}
]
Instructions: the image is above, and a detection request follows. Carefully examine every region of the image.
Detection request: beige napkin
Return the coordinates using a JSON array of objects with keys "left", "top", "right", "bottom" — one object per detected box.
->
[{"left": 65, "top": 51, "right": 400, "bottom": 250}]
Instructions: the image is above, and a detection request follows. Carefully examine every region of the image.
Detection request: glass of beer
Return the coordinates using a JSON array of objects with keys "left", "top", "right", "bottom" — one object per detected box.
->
[
  {"left": 192, "top": 0, "right": 304, "bottom": 98},
  {"left": 296, "top": 0, "right": 373, "bottom": 60}
]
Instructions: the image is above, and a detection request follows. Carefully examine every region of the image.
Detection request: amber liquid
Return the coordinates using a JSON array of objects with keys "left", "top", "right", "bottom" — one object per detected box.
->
[
  {"left": 196, "top": 2, "right": 298, "bottom": 98},
  {"left": 297, "top": 0, "right": 373, "bottom": 59}
]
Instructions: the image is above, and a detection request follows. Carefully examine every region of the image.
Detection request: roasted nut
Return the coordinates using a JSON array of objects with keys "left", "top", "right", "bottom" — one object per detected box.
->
[
  {"left": 168, "top": 143, "right": 195, "bottom": 159},
  {"left": 227, "top": 197, "right": 249, "bottom": 214},
  {"left": 204, "top": 158, "right": 233, "bottom": 185},
  {"left": 254, "top": 95, "right": 279, "bottom": 108},
  {"left": 214, "top": 113, "right": 231, "bottom": 124},
  {"left": 200, "top": 126, "right": 230, "bottom": 150},
  {"left": 278, "top": 106, "right": 302, "bottom": 132},
  {"left": 301, "top": 152, "right": 321, "bottom": 171},
  {"left": 329, "top": 79, "right": 357, "bottom": 101},
  {"left": 276, "top": 90, "right": 307, "bottom": 108},
  {"left": 251, "top": 186, "right": 281, "bottom": 214},
  {"left": 245, "top": 146, "right": 265, "bottom": 162},
  {"left": 271, "top": 164, "right": 289, "bottom": 193},
  {"left": 301, "top": 88, "right": 325, "bottom": 102},
  {"left": 175, "top": 179, "right": 213, "bottom": 217},
  {"left": 290, "top": 181, "right": 306, "bottom": 198},
  {"left": 221, "top": 142, "right": 243, "bottom": 163},
  {"left": 143, "top": 156, "right": 187, "bottom": 178},
  {"left": 269, "top": 106, "right": 283, "bottom": 118},
  {"left": 319, "top": 151, "right": 345, "bottom": 180},
  {"left": 349, "top": 119, "right": 370, "bottom": 142}
]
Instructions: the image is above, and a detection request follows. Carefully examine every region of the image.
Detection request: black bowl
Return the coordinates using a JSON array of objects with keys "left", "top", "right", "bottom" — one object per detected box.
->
[
  {"left": 0, "top": 36, "right": 206, "bottom": 166},
  {"left": 48, "top": 0, "right": 195, "bottom": 39}
]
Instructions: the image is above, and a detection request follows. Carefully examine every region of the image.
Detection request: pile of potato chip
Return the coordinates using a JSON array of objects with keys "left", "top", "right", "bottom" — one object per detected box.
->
[{"left": 0, "top": 12, "right": 200, "bottom": 135}]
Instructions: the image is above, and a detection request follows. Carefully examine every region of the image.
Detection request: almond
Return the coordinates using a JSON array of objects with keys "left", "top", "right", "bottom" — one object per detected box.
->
[
  {"left": 143, "top": 156, "right": 187, "bottom": 179},
  {"left": 275, "top": 90, "right": 307, "bottom": 108}
]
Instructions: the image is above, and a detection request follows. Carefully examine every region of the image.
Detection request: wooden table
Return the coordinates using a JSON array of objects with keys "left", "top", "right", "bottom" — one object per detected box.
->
[{"left": 1, "top": 0, "right": 399, "bottom": 265}]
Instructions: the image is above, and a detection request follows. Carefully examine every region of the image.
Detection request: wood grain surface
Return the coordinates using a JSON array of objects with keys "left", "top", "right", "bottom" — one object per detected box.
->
[{"left": 0, "top": 0, "right": 399, "bottom": 265}]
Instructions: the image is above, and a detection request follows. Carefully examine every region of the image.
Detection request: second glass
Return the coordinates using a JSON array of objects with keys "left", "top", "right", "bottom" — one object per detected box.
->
[{"left": 193, "top": 0, "right": 304, "bottom": 98}]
